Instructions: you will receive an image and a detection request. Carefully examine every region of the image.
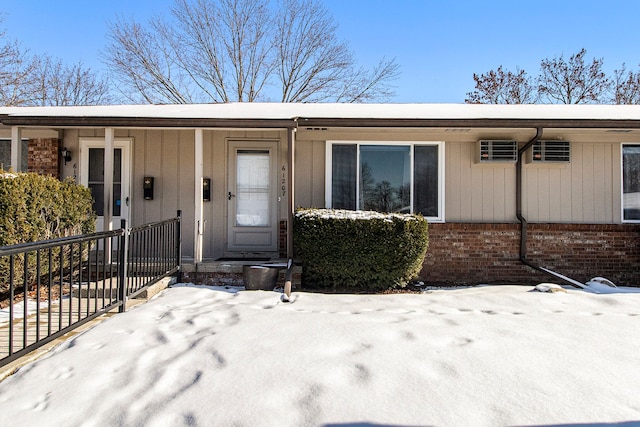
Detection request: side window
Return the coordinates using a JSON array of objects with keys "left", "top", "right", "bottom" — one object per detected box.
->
[
  {"left": 622, "top": 144, "right": 640, "bottom": 222},
  {"left": 331, "top": 144, "right": 357, "bottom": 210},
  {"left": 0, "top": 139, "right": 29, "bottom": 172}
]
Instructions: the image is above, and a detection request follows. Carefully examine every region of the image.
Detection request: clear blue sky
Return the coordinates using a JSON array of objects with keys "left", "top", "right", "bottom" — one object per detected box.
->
[{"left": 3, "top": 0, "right": 640, "bottom": 103}]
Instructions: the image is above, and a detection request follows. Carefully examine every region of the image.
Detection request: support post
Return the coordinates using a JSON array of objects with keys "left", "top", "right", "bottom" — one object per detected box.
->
[
  {"left": 194, "top": 129, "right": 204, "bottom": 263},
  {"left": 287, "top": 127, "right": 296, "bottom": 259},
  {"left": 118, "top": 220, "right": 129, "bottom": 313},
  {"left": 176, "top": 210, "right": 182, "bottom": 282},
  {"left": 104, "top": 128, "right": 115, "bottom": 232},
  {"left": 10, "top": 127, "right": 22, "bottom": 172}
]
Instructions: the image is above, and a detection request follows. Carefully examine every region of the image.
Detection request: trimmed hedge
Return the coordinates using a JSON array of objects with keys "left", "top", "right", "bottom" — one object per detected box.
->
[
  {"left": 0, "top": 172, "right": 95, "bottom": 245},
  {"left": 0, "top": 172, "right": 96, "bottom": 300},
  {"left": 293, "top": 208, "right": 429, "bottom": 292}
]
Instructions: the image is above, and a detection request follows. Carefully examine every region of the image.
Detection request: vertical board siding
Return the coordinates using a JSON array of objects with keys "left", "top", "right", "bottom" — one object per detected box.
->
[
  {"left": 294, "top": 139, "right": 326, "bottom": 208},
  {"left": 446, "top": 141, "right": 516, "bottom": 222},
  {"left": 311, "top": 140, "right": 326, "bottom": 207},
  {"left": 294, "top": 140, "right": 313, "bottom": 208},
  {"left": 162, "top": 130, "right": 180, "bottom": 225},
  {"left": 525, "top": 141, "right": 618, "bottom": 223}
]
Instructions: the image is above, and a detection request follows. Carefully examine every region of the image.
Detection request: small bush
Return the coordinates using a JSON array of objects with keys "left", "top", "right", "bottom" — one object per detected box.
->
[
  {"left": 294, "top": 208, "right": 429, "bottom": 292},
  {"left": 0, "top": 172, "right": 96, "bottom": 299}
]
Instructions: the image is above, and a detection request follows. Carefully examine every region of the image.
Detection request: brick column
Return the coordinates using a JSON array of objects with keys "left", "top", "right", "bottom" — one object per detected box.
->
[{"left": 28, "top": 138, "right": 61, "bottom": 177}]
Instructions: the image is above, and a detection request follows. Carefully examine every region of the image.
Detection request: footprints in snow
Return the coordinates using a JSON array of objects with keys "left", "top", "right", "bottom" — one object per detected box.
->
[
  {"left": 30, "top": 392, "right": 51, "bottom": 412},
  {"left": 50, "top": 365, "right": 73, "bottom": 380}
]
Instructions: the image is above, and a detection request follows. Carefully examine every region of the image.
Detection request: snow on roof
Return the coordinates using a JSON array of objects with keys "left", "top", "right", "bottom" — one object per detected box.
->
[{"left": 3, "top": 102, "right": 640, "bottom": 121}]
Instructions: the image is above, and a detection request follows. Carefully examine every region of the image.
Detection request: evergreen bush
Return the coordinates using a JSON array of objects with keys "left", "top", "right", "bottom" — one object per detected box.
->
[
  {"left": 0, "top": 172, "right": 96, "bottom": 299},
  {"left": 293, "top": 208, "right": 429, "bottom": 292}
]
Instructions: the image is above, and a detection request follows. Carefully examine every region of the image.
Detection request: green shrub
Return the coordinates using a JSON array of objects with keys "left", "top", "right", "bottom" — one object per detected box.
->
[
  {"left": 0, "top": 172, "right": 96, "bottom": 299},
  {"left": 293, "top": 208, "right": 429, "bottom": 292},
  {"left": 0, "top": 172, "right": 95, "bottom": 245}
]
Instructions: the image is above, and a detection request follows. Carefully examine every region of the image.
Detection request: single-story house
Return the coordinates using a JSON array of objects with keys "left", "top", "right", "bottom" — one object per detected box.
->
[{"left": 1, "top": 103, "right": 639, "bottom": 286}]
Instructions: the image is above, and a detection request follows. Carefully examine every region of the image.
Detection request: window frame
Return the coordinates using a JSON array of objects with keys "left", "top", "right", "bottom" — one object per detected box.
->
[
  {"left": 325, "top": 140, "right": 445, "bottom": 222},
  {"left": 0, "top": 138, "right": 29, "bottom": 172},
  {"left": 621, "top": 143, "right": 640, "bottom": 223}
]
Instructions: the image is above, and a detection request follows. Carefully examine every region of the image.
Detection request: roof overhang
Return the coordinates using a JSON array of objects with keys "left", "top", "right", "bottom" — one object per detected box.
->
[
  {"left": 4, "top": 103, "right": 640, "bottom": 130},
  {"left": 297, "top": 117, "right": 640, "bottom": 129},
  {"left": 0, "top": 115, "right": 297, "bottom": 129}
]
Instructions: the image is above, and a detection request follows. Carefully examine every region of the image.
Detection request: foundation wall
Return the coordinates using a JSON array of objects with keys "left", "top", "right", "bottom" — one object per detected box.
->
[{"left": 422, "top": 223, "right": 640, "bottom": 286}]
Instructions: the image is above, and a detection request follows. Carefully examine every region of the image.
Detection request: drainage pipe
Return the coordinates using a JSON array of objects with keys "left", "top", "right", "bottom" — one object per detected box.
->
[
  {"left": 516, "top": 127, "right": 591, "bottom": 289},
  {"left": 516, "top": 127, "right": 543, "bottom": 267}
]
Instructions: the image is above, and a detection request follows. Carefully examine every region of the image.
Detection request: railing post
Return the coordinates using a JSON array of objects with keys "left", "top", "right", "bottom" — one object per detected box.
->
[
  {"left": 118, "top": 219, "right": 129, "bottom": 313},
  {"left": 176, "top": 210, "right": 182, "bottom": 283}
]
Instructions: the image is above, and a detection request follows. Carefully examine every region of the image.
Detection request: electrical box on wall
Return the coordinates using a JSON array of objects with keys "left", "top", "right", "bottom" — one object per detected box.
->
[
  {"left": 203, "top": 178, "right": 211, "bottom": 202},
  {"left": 143, "top": 177, "right": 154, "bottom": 200}
]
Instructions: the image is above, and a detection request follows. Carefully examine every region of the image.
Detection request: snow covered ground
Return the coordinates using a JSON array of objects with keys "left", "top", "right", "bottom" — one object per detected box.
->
[{"left": 0, "top": 283, "right": 639, "bottom": 426}]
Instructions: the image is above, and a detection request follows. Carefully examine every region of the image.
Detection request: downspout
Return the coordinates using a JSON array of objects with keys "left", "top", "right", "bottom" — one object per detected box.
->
[
  {"left": 516, "top": 127, "right": 543, "bottom": 270},
  {"left": 516, "top": 128, "right": 601, "bottom": 290}
]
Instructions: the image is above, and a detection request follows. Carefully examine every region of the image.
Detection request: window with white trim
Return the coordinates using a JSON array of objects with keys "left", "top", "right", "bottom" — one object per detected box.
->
[
  {"left": 326, "top": 141, "right": 444, "bottom": 221},
  {"left": 622, "top": 144, "right": 640, "bottom": 222},
  {"left": 0, "top": 139, "right": 28, "bottom": 171}
]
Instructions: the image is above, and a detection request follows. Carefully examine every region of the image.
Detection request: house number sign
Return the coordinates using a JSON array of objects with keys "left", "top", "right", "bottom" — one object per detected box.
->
[{"left": 281, "top": 165, "right": 286, "bottom": 197}]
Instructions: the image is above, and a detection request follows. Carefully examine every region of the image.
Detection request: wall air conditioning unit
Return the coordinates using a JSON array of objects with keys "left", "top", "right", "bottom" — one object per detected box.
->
[
  {"left": 528, "top": 140, "right": 571, "bottom": 163},
  {"left": 477, "top": 140, "right": 518, "bottom": 163}
]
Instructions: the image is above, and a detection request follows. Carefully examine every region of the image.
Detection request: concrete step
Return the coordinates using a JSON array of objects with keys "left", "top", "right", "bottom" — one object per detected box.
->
[{"left": 180, "top": 260, "right": 302, "bottom": 288}]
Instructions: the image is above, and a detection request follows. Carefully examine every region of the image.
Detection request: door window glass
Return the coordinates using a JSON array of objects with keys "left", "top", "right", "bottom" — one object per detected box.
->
[
  {"left": 88, "top": 148, "right": 122, "bottom": 216},
  {"left": 236, "top": 150, "right": 270, "bottom": 226}
]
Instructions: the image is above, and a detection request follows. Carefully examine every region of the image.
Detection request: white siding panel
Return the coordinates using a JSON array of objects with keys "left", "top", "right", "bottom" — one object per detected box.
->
[
  {"left": 571, "top": 143, "right": 584, "bottom": 223},
  {"left": 524, "top": 141, "right": 617, "bottom": 223},
  {"left": 294, "top": 140, "right": 314, "bottom": 208},
  {"left": 445, "top": 142, "right": 462, "bottom": 220},
  {"left": 311, "top": 140, "right": 326, "bottom": 207},
  {"left": 445, "top": 141, "right": 516, "bottom": 222}
]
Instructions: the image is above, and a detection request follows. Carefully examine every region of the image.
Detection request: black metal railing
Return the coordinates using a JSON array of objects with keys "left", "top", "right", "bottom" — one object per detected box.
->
[
  {"left": 0, "top": 211, "right": 181, "bottom": 368},
  {"left": 124, "top": 216, "right": 182, "bottom": 302}
]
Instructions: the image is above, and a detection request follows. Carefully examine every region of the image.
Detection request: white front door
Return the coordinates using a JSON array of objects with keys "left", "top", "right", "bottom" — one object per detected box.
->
[
  {"left": 80, "top": 139, "right": 132, "bottom": 231},
  {"left": 227, "top": 141, "right": 278, "bottom": 253}
]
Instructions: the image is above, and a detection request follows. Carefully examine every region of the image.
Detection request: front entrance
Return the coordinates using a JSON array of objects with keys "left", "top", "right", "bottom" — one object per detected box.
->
[
  {"left": 80, "top": 138, "right": 131, "bottom": 232},
  {"left": 226, "top": 141, "right": 278, "bottom": 254}
]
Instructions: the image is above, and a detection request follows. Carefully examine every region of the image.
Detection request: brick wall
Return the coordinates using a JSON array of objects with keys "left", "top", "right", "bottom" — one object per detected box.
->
[
  {"left": 27, "top": 138, "right": 60, "bottom": 177},
  {"left": 422, "top": 223, "right": 640, "bottom": 287}
]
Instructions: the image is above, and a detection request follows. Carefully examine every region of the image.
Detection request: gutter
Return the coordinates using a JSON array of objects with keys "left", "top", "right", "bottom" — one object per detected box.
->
[{"left": 0, "top": 116, "right": 297, "bottom": 129}]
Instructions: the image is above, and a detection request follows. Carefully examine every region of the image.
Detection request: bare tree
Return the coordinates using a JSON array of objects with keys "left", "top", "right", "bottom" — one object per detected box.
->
[
  {"left": 105, "top": 17, "right": 192, "bottom": 104},
  {"left": 274, "top": 0, "right": 398, "bottom": 102},
  {"left": 104, "top": 0, "right": 400, "bottom": 104},
  {"left": 1, "top": 16, "right": 112, "bottom": 106},
  {"left": 537, "top": 48, "right": 610, "bottom": 104},
  {"left": 0, "top": 18, "right": 37, "bottom": 106},
  {"left": 335, "top": 58, "right": 400, "bottom": 103},
  {"left": 172, "top": 0, "right": 274, "bottom": 102},
  {"left": 611, "top": 64, "right": 640, "bottom": 104},
  {"left": 28, "top": 55, "right": 113, "bottom": 106},
  {"left": 465, "top": 66, "right": 536, "bottom": 104}
]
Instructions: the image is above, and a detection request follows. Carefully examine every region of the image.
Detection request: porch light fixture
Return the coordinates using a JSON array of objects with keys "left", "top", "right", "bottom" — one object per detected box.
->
[{"left": 61, "top": 147, "right": 72, "bottom": 165}]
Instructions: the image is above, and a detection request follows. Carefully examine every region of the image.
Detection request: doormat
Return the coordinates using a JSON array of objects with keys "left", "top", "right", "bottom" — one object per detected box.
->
[{"left": 215, "top": 257, "right": 271, "bottom": 262}]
